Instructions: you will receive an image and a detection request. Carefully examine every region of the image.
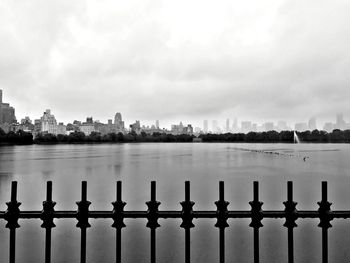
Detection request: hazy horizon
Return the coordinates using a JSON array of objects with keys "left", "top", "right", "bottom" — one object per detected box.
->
[
  {"left": 1, "top": 87, "right": 348, "bottom": 130},
  {"left": 1, "top": 0, "right": 350, "bottom": 128}
]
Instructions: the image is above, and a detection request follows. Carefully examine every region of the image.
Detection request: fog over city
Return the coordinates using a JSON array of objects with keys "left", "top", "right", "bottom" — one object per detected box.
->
[{"left": 1, "top": 0, "right": 350, "bottom": 127}]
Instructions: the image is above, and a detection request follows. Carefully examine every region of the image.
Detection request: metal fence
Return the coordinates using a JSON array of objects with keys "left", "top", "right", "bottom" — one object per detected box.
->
[{"left": 0, "top": 180, "right": 341, "bottom": 263}]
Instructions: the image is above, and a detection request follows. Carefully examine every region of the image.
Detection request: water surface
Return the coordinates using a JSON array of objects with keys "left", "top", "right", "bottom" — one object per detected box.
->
[{"left": 1, "top": 143, "right": 350, "bottom": 262}]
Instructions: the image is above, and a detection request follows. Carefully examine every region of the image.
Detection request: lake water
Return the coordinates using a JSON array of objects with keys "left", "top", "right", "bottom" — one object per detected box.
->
[{"left": 1, "top": 143, "right": 350, "bottom": 262}]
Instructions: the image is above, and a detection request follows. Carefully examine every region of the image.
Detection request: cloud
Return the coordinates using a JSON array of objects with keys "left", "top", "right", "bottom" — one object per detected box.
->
[{"left": 1, "top": 0, "right": 350, "bottom": 127}]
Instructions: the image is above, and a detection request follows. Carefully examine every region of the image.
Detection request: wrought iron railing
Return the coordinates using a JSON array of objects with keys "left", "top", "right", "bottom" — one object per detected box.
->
[{"left": 0, "top": 181, "right": 340, "bottom": 263}]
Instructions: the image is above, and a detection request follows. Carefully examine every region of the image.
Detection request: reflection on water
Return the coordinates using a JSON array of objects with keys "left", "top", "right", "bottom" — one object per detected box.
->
[{"left": 1, "top": 143, "right": 350, "bottom": 262}]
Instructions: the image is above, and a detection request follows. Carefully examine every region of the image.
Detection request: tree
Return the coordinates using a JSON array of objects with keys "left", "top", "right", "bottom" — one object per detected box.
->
[{"left": 67, "top": 131, "right": 86, "bottom": 143}]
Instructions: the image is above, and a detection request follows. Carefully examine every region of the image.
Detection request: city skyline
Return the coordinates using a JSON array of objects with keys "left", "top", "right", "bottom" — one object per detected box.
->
[
  {"left": 4, "top": 89, "right": 350, "bottom": 130},
  {"left": 1, "top": 1, "right": 350, "bottom": 129},
  {"left": 2, "top": 88, "right": 350, "bottom": 136},
  {"left": 1, "top": 88, "right": 350, "bottom": 132}
]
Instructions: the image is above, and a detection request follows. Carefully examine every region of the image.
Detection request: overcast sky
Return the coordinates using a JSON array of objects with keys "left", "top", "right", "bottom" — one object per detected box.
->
[{"left": 1, "top": 0, "right": 350, "bottom": 128}]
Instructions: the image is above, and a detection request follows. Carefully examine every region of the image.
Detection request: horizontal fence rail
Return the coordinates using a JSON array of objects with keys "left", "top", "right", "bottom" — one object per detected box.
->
[{"left": 0, "top": 181, "right": 344, "bottom": 263}]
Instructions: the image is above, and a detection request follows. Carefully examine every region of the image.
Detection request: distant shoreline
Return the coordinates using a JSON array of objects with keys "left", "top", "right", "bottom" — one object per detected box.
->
[{"left": 2, "top": 129, "right": 350, "bottom": 145}]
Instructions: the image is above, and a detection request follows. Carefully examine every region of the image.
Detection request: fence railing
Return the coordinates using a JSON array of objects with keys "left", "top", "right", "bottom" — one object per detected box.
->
[{"left": 0, "top": 180, "right": 342, "bottom": 263}]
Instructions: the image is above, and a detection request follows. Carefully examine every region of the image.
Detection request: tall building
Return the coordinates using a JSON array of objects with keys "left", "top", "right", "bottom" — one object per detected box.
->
[
  {"left": 251, "top": 123, "right": 258, "bottom": 132},
  {"left": 56, "top": 123, "right": 67, "bottom": 135},
  {"left": 156, "top": 120, "right": 159, "bottom": 129},
  {"left": 203, "top": 120, "right": 208, "bottom": 133},
  {"left": 212, "top": 120, "right": 218, "bottom": 133},
  {"left": 323, "top": 122, "right": 334, "bottom": 133},
  {"left": 130, "top": 120, "right": 141, "bottom": 134},
  {"left": 232, "top": 118, "right": 239, "bottom": 133},
  {"left": 335, "top": 113, "right": 346, "bottom": 130},
  {"left": 241, "top": 121, "right": 252, "bottom": 133},
  {"left": 277, "top": 121, "right": 288, "bottom": 131},
  {"left": 0, "top": 89, "right": 16, "bottom": 124},
  {"left": 41, "top": 109, "right": 58, "bottom": 134},
  {"left": 308, "top": 117, "right": 317, "bottom": 131},
  {"left": 295, "top": 122, "right": 308, "bottom": 132},
  {"left": 17, "top": 116, "right": 34, "bottom": 133},
  {"left": 34, "top": 119, "right": 42, "bottom": 134},
  {"left": 171, "top": 122, "right": 193, "bottom": 135},
  {"left": 225, "top": 119, "right": 230, "bottom": 133},
  {"left": 264, "top": 122, "right": 274, "bottom": 131},
  {"left": 86, "top": 117, "right": 93, "bottom": 124},
  {"left": 114, "top": 112, "right": 125, "bottom": 131},
  {"left": 21, "top": 116, "right": 32, "bottom": 125},
  {"left": 80, "top": 117, "right": 95, "bottom": 135}
]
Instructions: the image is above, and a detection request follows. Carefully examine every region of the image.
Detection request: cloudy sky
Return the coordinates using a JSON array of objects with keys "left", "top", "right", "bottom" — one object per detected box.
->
[{"left": 1, "top": 0, "right": 349, "bottom": 128}]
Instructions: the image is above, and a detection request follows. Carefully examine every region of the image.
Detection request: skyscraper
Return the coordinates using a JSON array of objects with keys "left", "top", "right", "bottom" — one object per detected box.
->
[
  {"left": 203, "top": 120, "right": 208, "bottom": 133},
  {"left": 232, "top": 118, "right": 238, "bottom": 133},
  {"left": 308, "top": 117, "right": 317, "bottom": 131},
  {"left": 114, "top": 113, "right": 122, "bottom": 124},
  {"left": 0, "top": 89, "right": 16, "bottom": 124},
  {"left": 277, "top": 121, "right": 288, "bottom": 131},
  {"left": 0, "top": 89, "right": 2, "bottom": 124},
  {"left": 114, "top": 112, "right": 125, "bottom": 131},
  {"left": 264, "top": 122, "right": 274, "bottom": 131},
  {"left": 225, "top": 119, "right": 230, "bottom": 133},
  {"left": 156, "top": 120, "right": 159, "bottom": 129},
  {"left": 323, "top": 122, "right": 334, "bottom": 133},
  {"left": 295, "top": 122, "right": 308, "bottom": 132},
  {"left": 335, "top": 113, "right": 346, "bottom": 130},
  {"left": 212, "top": 120, "right": 218, "bottom": 133},
  {"left": 241, "top": 121, "right": 252, "bottom": 133},
  {"left": 41, "top": 109, "right": 58, "bottom": 134}
]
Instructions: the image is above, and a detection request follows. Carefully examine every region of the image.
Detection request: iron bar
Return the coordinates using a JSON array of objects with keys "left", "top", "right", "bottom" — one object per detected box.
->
[
  {"left": 8, "top": 181, "right": 19, "bottom": 263},
  {"left": 288, "top": 228, "right": 293, "bottom": 263},
  {"left": 185, "top": 228, "right": 190, "bottom": 263},
  {"left": 116, "top": 229, "right": 121, "bottom": 263},
  {"left": 81, "top": 228, "right": 87, "bottom": 263},
  {"left": 45, "top": 229, "right": 51, "bottom": 263},
  {"left": 2, "top": 210, "right": 350, "bottom": 219},
  {"left": 250, "top": 181, "right": 262, "bottom": 263},
  {"left": 220, "top": 228, "right": 225, "bottom": 263},
  {"left": 320, "top": 181, "right": 330, "bottom": 263},
  {"left": 184, "top": 181, "right": 192, "bottom": 263},
  {"left": 287, "top": 183, "right": 294, "bottom": 263},
  {"left": 9, "top": 228, "right": 16, "bottom": 263},
  {"left": 116, "top": 181, "right": 122, "bottom": 263},
  {"left": 151, "top": 228, "right": 156, "bottom": 263},
  {"left": 78, "top": 181, "right": 89, "bottom": 263},
  {"left": 216, "top": 181, "right": 228, "bottom": 263},
  {"left": 254, "top": 228, "right": 259, "bottom": 263},
  {"left": 43, "top": 181, "right": 54, "bottom": 263},
  {"left": 150, "top": 181, "right": 157, "bottom": 263}
]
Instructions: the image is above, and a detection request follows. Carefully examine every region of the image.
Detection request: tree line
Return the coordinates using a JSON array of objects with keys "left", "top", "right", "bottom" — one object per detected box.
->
[
  {"left": 0, "top": 129, "right": 33, "bottom": 145},
  {"left": 199, "top": 130, "right": 350, "bottom": 143},
  {"left": 33, "top": 131, "right": 195, "bottom": 144},
  {"left": 2, "top": 128, "right": 350, "bottom": 145}
]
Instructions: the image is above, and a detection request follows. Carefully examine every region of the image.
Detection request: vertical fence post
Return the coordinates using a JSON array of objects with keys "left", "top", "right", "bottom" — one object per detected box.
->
[
  {"left": 180, "top": 181, "right": 195, "bottom": 263},
  {"left": 112, "top": 181, "right": 126, "bottom": 263},
  {"left": 283, "top": 181, "right": 297, "bottom": 263},
  {"left": 318, "top": 181, "right": 333, "bottom": 263},
  {"left": 76, "top": 181, "right": 91, "bottom": 263},
  {"left": 215, "top": 181, "right": 229, "bottom": 263},
  {"left": 116, "top": 182, "right": 122, "bottom": 263},
  {"left": 146, "top": 181, "right": 160, "bottom": 263},
  {"left": 249, "top": 181, "right": 263, "bottom": 263},
  {"left": 41, "top": 181, "right": 56, "bottom": 263},
  {"left": 5, "top": 181, "right": 21, "bottom": 263}
]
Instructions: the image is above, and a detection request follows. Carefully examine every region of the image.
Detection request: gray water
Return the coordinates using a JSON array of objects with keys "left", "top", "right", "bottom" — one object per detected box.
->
[{"left": 1, "top": 143, "right": 350, "bottom": 262}]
